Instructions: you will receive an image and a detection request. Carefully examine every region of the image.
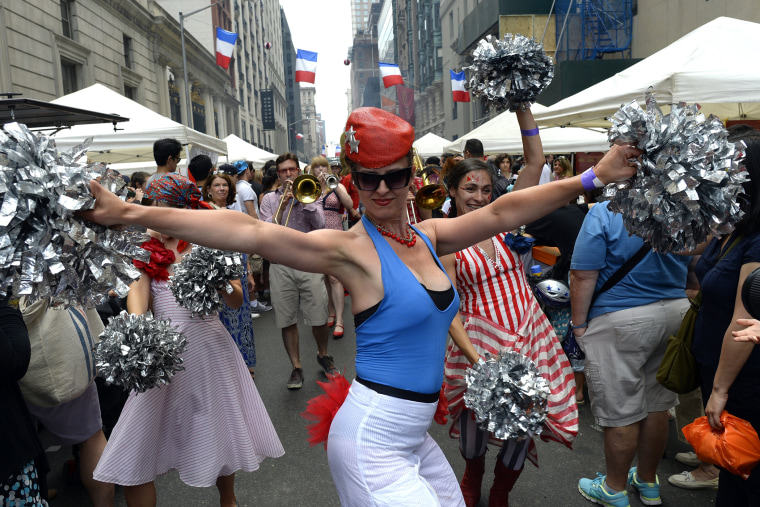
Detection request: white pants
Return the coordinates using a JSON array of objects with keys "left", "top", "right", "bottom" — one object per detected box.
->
[{"left": 327, "top": 381, "right": 465, "bottom": 507}]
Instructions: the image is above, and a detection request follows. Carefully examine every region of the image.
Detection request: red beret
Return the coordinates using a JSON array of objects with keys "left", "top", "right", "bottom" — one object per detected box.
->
[{"left": 343, "top": 107, "right": 415, "bottom": 169}]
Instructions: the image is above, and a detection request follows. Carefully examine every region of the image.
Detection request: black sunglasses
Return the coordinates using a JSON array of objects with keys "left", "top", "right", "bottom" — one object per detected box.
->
[{"left": 351, "top": 167, "right": 412, "bottom": 191}]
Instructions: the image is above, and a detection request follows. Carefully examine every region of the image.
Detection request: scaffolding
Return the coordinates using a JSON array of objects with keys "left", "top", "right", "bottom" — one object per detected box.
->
[{"left": 554, "top": 0, "right": 632, "bottom": 62}]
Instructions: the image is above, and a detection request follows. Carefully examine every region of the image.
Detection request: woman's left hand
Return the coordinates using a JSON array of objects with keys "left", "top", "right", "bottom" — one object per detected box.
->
[
  {"left": 594, "top": 144, "right": 642, "bottom": 184},
  {"left": 733, "top": 318, "right": 760, "bottom": 344},
  {"left": 705, "top": 390, "right": 728, "bottom": 430}
]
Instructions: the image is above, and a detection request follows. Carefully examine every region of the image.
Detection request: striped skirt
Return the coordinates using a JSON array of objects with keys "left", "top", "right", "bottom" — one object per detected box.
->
[{"left": 443, "top": 301, "right": 578, "bottom": 466}]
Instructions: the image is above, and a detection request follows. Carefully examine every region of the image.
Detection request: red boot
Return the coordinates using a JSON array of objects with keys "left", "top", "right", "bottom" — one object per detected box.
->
[
  {"left": 488, "top": 461, "right": 523, "bottom": 507},
  {"left": 460, "top": 454, "right": 487, "bottom": 507}
]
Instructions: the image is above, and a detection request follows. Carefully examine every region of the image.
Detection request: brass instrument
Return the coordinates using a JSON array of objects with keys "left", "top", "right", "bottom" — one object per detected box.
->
[
  {"left": 406, "top": 199, "right": 420, "bottom": 224},
  {"left": 273, "top": 180, "right": 292, "bottom": 225},
  {"left": 415, "top": 166, "right": 448, "bottom": 210},
  {"left": 325, "top": 173, "right": 339, "bottom": 190},
  {"left": 276, "top": 174, "right": 322, "bottom": 226}
]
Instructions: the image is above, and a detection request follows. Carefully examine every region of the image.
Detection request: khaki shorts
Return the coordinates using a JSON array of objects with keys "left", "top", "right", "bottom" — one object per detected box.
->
[
  {"left": 269, "top": 263, "right": 328, "bottom": 328},
  {"left": 577, "top": 298, "right": 688, "bottom": 427}
]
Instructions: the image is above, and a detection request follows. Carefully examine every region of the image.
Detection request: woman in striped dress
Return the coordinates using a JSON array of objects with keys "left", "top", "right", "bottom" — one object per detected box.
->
[
  {"left": 441, "top": 109, "right": 578, "bottom": 507},
  {"left": 93, "top": 174, "right": 284, "bottom": 507}
]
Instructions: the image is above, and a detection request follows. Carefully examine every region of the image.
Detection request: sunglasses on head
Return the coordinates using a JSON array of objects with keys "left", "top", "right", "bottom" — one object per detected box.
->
[{"left": 351, "top": 167, "right": 412, "bottom": 191}]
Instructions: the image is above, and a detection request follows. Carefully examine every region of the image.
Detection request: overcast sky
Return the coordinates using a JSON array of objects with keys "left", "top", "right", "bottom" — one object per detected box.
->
[{"left": 279, "top": 0, "right": 354, "bottom": 148}]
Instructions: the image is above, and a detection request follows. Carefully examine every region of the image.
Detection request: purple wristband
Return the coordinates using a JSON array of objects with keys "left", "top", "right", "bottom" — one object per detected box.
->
[
  {"left": 581, "top": 166, "right": 605, "bottom": 191},
  {"left": 520, "top": 127, "right": 539, "bottom": 137}
]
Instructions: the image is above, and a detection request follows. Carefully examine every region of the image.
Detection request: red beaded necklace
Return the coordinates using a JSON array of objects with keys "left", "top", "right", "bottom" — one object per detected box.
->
[{"left": 365, "top": 214, "right": 417, "bottom": 248}]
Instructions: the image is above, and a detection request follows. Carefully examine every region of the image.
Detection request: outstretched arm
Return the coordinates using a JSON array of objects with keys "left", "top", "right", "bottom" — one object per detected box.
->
[
  {"left": 425, "top": 144, "right": 641, "bottom": 256},
  {"left": 81, "top": 181, "right": 350, "bottom": 276}
]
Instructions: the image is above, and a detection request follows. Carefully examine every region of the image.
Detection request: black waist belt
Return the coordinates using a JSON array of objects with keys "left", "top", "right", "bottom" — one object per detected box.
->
[{"left": 355, "top": 375, "right": 439, "bottom": 403}]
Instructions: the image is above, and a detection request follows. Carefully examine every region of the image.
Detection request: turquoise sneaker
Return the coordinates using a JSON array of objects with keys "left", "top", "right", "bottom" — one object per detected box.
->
[
  {"left": 578, "top": 473, "right": 631, "bottom": 507},
  {"left": 628, "top": 467, "right": 662, "bottom": 505}
]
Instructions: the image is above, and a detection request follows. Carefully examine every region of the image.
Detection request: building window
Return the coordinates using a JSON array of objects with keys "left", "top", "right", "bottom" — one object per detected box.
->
[
  {"left": 452, "top": 101, "right": 457, "bottom": 120},
  {"left": 124, "top": 85, "right": 137, "bottom": 101},
  {"left": 61, "top": 59, "right": 78, "bottom": 95},
  {"left": 61, "top": 0, "right": 73, "bottom": 38},
  {"left": 123, "top": 35, "right": 133, "bottom": 69}
]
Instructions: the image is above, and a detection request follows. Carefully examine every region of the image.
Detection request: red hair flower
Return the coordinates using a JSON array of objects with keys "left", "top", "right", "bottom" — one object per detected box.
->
[{"left": 133, "top": 237, "right": 175, "bottom": 281}]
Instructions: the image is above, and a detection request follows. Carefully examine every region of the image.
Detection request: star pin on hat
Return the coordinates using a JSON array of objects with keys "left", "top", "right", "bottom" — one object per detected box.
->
[{"left": 343, "top": 107, "right": 415, "bottom": 169}]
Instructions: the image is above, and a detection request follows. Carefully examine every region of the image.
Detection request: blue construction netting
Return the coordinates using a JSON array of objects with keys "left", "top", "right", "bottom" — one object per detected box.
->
[{"left": 554, "top": 0, "right": 632, "bottom": 62}]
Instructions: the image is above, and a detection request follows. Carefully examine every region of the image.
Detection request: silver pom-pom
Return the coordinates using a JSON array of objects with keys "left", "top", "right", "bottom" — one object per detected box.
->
[
  {"left": 605, "top": 93, "right": 748, "bottom": 252},
  {"left": 466, "top": 33, "right": 554, "bottom": 112},
  {"left": 95, "top": 310, "right": 187, "bottom": 393},
  {"left": 464, "top": 352, "right": 550, "bottom": 440},
  {"left": 0, "top": 123, "right": 150, "bottom": 308},
  {"left": 169, "top": 245, "right": 245, "bottom": 317}
]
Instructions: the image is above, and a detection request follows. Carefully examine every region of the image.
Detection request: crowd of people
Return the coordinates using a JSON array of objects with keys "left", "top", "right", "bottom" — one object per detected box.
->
[{"left": 3, "top": 107, "right": 760, "bottom": 507}]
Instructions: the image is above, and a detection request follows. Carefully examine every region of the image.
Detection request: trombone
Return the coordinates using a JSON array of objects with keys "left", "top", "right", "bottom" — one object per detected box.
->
[{"left": 274, "top": 174, "right": 322, "bottom": 226}]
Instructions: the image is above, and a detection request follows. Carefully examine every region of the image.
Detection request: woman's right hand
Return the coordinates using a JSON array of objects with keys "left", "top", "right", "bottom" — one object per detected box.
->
[{"left": 80, "top": 179, "right": 132, "bottom": 227}]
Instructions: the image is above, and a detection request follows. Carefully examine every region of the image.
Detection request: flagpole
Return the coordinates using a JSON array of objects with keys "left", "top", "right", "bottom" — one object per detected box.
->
[
  {"left": 179, "top": 0, "right": 242, "bottom": 129},
  {"left": 179, "top": 14, "right": 193, "bottom": 129}
]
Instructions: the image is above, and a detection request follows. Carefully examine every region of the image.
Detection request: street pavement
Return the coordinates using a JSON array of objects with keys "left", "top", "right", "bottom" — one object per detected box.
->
[{"left": 46, "top": 298, "right": 717, "bottom": 506}]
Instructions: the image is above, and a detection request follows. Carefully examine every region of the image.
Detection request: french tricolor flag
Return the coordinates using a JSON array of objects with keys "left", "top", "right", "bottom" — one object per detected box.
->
[
  {"left": 335, "top": 145, "right": 341, "bottom": 157},
  {"left": 295, "top": 49, "right": 318, "bottom": 83},
  {"left": 321, "top": 145, "right": 327, "bottom": 156},
  {"left": 379, "top": 62, "right": 403, "bottom": 88},
  {"left": 215, "top": 27, "right": 238, "bottom": 70},
  {"left": 450, "top": 70, "right": 470, "bottom": 102}
]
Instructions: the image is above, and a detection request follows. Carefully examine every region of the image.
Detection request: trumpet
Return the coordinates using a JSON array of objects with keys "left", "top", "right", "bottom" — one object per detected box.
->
[
  {"left": 274, "top": 175, "right": 322, "bottom": 226},
  {"left": 325, "top": 173, "right": 339, "bottom": 190}
]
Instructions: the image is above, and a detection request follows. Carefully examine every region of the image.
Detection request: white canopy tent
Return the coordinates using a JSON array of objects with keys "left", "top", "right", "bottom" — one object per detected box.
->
[
  {"left": 413, "top": 132, "right": 450, "bottom": 159},
  {"left": 444, "top": 104, "right": 610, "bottom": 155},
  {"left": 50, "top": 84, "right": 227, "bottom": 165},
  {"left": 218, "top": 135, "right": 278, "bottom": 169},
  {"left": 534, "top": 17, "right": 760, "bottom": 129}
]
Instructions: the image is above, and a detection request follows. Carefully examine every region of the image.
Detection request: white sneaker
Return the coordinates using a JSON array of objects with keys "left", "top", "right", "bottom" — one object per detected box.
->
[
  {"left": 675, "top": 451, "right": 701, "bottom": 468},
  {"left": 251, "top": 312, "right": 261, "bottom": 320},
  {"left": 250, "top": 300, "right": 272, "bottom": 312},
  {"left": 667, "top": 471, "right": 719, "bottom": 490}
]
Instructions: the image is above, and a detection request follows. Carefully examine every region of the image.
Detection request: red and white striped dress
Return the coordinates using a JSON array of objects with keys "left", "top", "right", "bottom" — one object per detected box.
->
[
  {"left": 93, "top": 279, "right": 284, "bottom": 487},
  {"left": 443, "top": 233, "right": 578, "bottom": 464}
]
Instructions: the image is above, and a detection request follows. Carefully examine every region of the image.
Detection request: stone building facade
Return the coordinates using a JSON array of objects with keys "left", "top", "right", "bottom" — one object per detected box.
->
[{"left": 0, "top": 0, "right": 292, "bottom": 153}]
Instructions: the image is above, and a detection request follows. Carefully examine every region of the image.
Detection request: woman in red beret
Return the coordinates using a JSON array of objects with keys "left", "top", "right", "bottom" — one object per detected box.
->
[{"left": 84, "top": 108, "right": 639, "bottom": 506}]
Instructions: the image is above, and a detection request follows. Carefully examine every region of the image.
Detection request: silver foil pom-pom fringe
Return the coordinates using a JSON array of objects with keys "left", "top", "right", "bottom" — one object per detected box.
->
[
  {"left": 465, "top": 33, "right": 554, "bottom": 112},
  {"left": 604, "top": 93, "right": 747, "bottom": 252},
  {"left": 95, "top": 310, "right": 187, "bottom": 393},
  {"left": 0, "top": 122, "right": 150, "bottom": 308},
  {"left": 464, "top": 351, "right": 550, "bottom": 440},
  {"left": 169, "top": 245, "right": 245, "bottom": 317}
]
